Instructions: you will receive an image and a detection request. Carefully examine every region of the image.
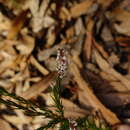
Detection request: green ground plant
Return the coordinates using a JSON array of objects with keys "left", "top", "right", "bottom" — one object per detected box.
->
[{"left": 0, "top": 48, "right": 110, "bottom": 130}]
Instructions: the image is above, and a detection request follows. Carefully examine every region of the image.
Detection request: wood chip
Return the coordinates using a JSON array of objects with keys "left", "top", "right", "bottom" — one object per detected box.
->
[
  {"left": 116, "top": 125, "right": 130, "bottom": 130},
  {"left": 99, "top": 71, "right": 118, "bottom": 81},
  {"left": 85, "top": 42, "right": 92, "bottom": 59},
  {"left": 20, "top": 72, "right": 57, "bottom": 99},
  {"left": 70, "top": 61, "right": 120, "bottom": 125},
  {"left": 0, "top": 119, "right": 13, "bottom": 130},
  {"left": 42, "top": 93, "right": 88, "bottom": 119},
  {"left": 16, "top": 35, "right": 35, "bottom": 55},
  {"left": 59, "top": 7, "right": 71, "bottom": 21},
  {"left": 111, "top": 8, "right": 130, "bottom": 36},
  {"left": 70, "top": 0, "right": 94, "bottom": 18},
  {"left": 62, "top": 98, "right": 89, "bottom": 118},
  {"left": 46, "top": 26, "right": 56, "bottom": 48},
  {"left": 97, "top": 0, "right": 114, "bottom": 9},
  {"left": 3, "top": 115, "right": 32, "bottom": 125},
  {"left": 72, "top": 55, "right": 83, "bottom": 68},
  {"left": 30, "top": 56, "right": 49, "bottom": 76},
  {"left": 83, "top": 19, "right": 94, "bottom": 61},
  {"left": 0, "top": 12, "right": 11, "bottom": 32},
  {"left": 110, "top": 81, "right": 128, "bottom": 92},
  {"left": 7, "top": 10, "right": 28, "bottom": 40},
  {"left": 94, "top": 49, "right": 130, "bottom": 90},
  {"left": 29, "top": 0, "right": 51, "bottom": 32},
  {"left": 98, "top": 92, "right": 130, "bottom": 107},
  {"left": 93, "top": 40, "right": 109, "bottom": 59}
]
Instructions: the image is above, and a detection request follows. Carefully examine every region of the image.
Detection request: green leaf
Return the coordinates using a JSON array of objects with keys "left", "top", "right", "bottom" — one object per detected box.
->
[{"left": 59, "top": 119, "right": 69, "bottom": 130}]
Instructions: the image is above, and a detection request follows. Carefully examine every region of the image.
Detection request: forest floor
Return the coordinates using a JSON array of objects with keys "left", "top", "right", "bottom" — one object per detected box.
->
[{"left": 0, "top": 0, "right": 130, "bottom": 130}]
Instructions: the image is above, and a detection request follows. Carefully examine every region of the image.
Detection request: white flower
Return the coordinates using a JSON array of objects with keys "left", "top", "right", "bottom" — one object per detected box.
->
[
  {"left": 56, "top": 48, "right": 68, "bottom": 78},
  {"left": 69, "top": 119, "right": 77, "bottom": 130}
]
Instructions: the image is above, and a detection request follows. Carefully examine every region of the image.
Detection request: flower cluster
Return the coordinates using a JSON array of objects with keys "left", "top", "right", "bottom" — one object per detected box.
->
[
  {"left": 56, "top": 48, "right": 68, "bottom": 78},
  {"left": 69, "top": 119, "right": 77, "bottom": 130}
]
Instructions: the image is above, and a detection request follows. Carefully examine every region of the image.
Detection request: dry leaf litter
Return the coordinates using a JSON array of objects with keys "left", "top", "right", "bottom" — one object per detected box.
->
[{"left": 0, "top": 0, "right": 130, "bottom": 130}]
